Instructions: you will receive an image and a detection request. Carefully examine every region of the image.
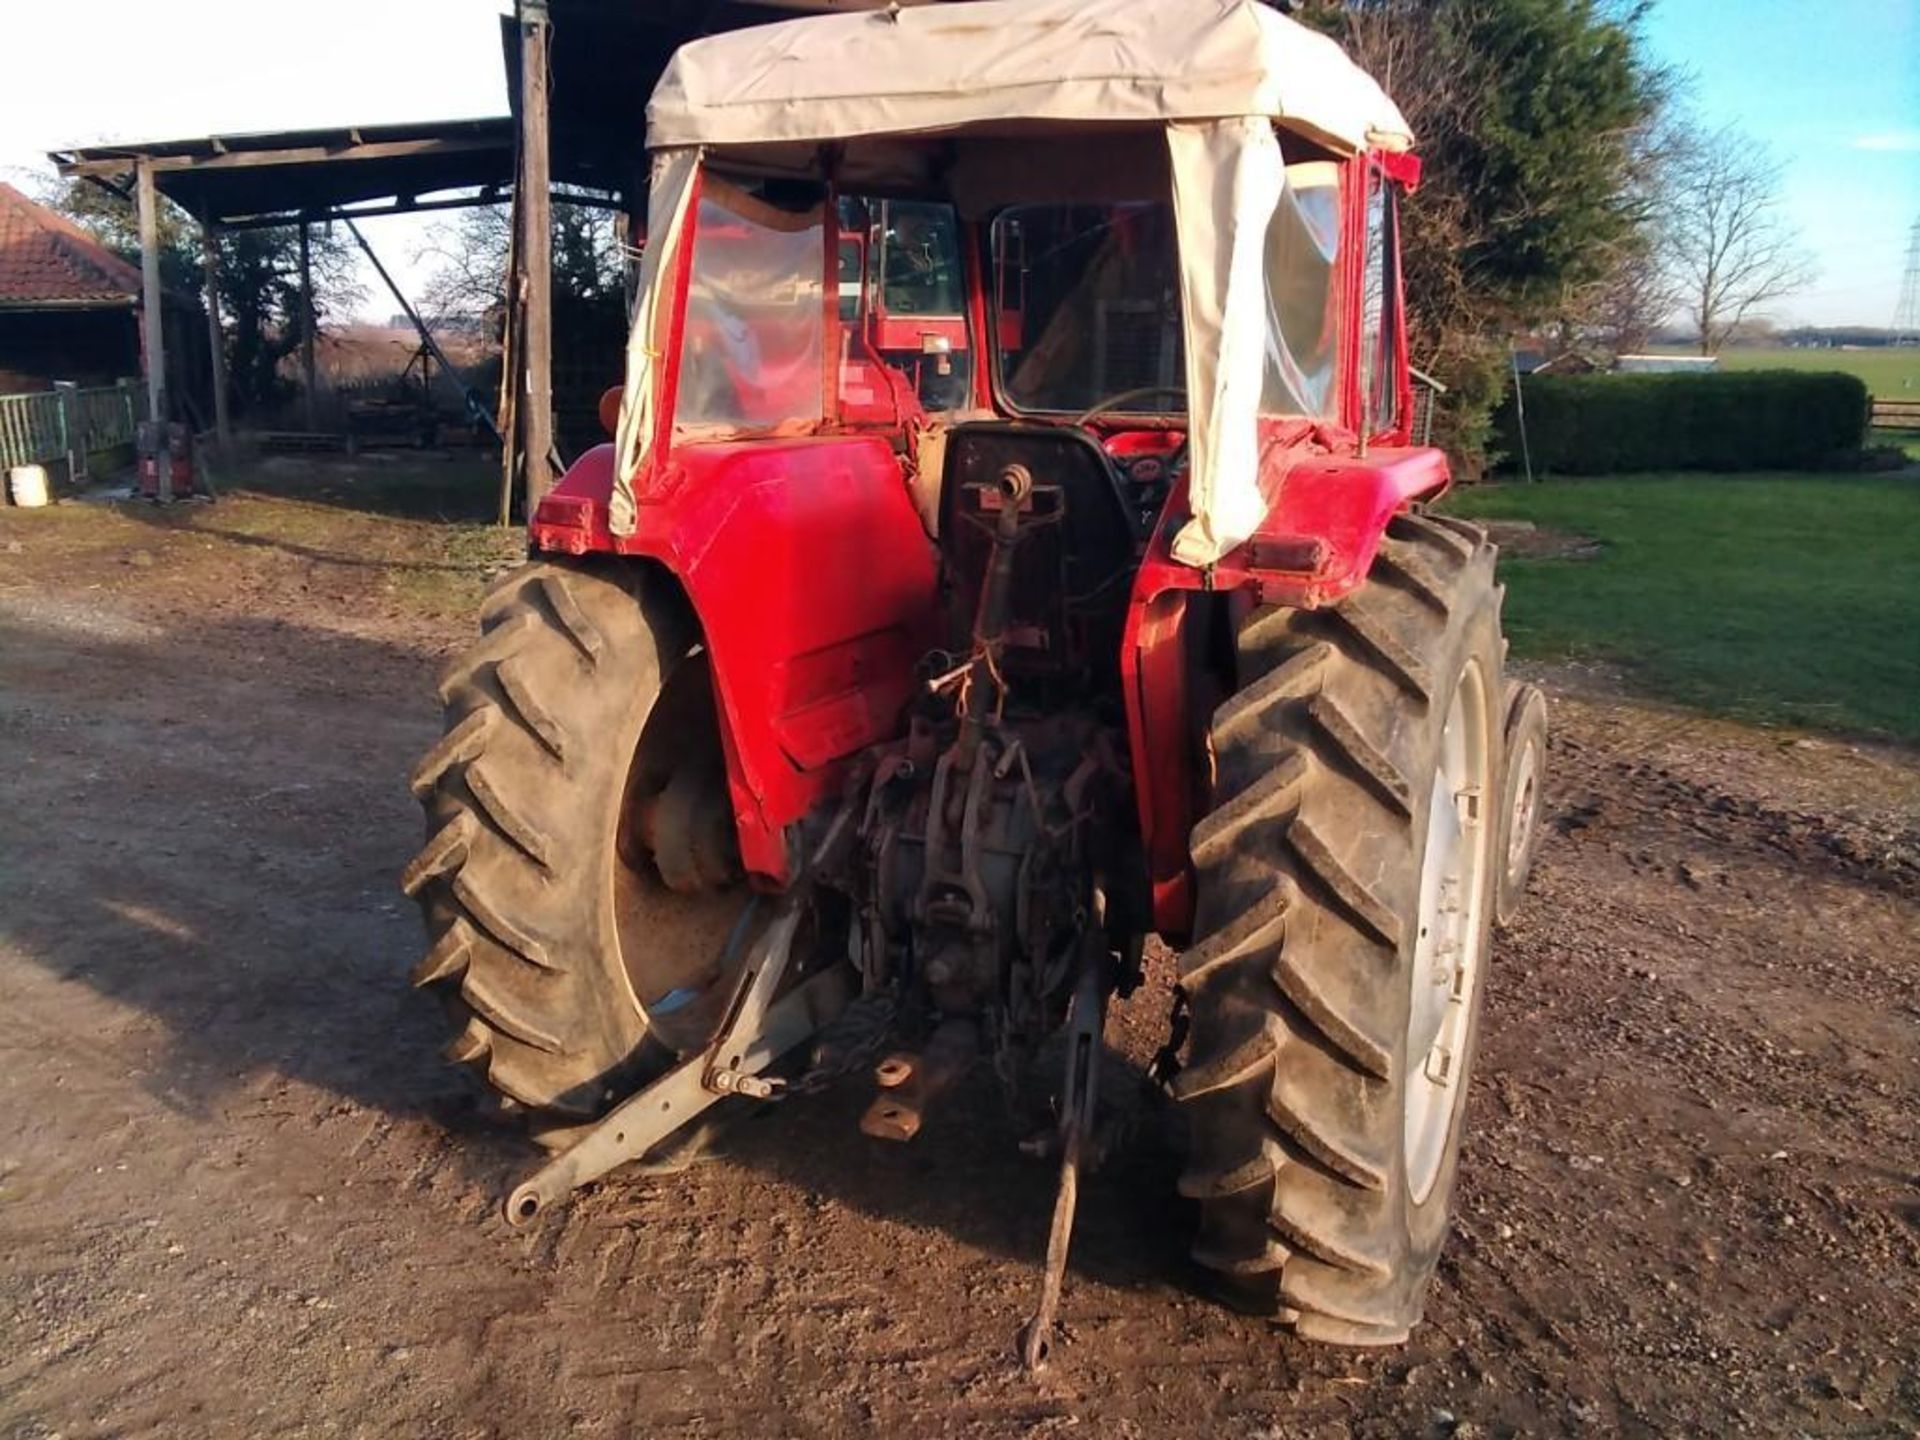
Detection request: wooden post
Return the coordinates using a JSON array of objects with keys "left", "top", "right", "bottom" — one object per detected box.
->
[
  {"left": 136, "top": 157, "right": 171, "bottom": 501},
  {"left": 621, "top": 162, "right": 645, "bottom": 315},
  {"left": 201, "top": 221, "right": 232, "bottom": 450},
  {"left": 495, "top": 198, "right": 522, "bottom": 527},
  {"left": 518, "top": 0, "right": 555, "bottom": 512},
  {"left": 53, "top": 381, "right": 80, "bottom": 484},
  {"left": 298, "top": 221, "right": 318, "bottom": 431}
]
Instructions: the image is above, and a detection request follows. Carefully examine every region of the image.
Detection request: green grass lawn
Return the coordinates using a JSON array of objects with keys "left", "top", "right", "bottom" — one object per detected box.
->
[
  {"left": 1874, "top": 427, "right": 1920, "bottom": 460},
  {"left": 1445, "top": 473, "right": 1920, "bottom": 743},
  {"left": 1652, "top": 345, "right": 1920, "bottom": 396}
]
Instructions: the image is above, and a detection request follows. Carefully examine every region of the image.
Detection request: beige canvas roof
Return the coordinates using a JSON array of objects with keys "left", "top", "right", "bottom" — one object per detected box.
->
[
  {"left": 618, "top": 0, "right": 1415, "bottom": 564},
  {"left": 646, "top": 0, "right": 1413, "bottom": 157}
]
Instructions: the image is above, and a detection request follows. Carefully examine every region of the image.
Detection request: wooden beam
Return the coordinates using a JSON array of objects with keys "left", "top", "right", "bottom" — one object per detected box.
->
[
  {"left": 214, "top": 188, "right": 506, "bottom": 232},
  {"left": 74, "top": 171, "right": 136, "bottom": 203},
  {"left": 59, "top": 133, "right": 512, "bottom": 180},
  {"left": 202, "top": 222, "right": 232, "bottom": 449},
  {"left": 518, "top": 0, "right": 555, "bottom": 511},
  {"left": 137, "top": 157, "right": 171, "bottom": 500}
]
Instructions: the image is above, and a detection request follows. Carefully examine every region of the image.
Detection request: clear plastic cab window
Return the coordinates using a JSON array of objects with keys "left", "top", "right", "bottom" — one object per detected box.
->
[
  {"left": 673, "top": 180, "right": 979, "bottom": 437},
  {"left": 992, "top": 203, "right": 1186, "bottom": 418},
  {"left": 1260, "top": 161, "right": 1343, "bottom": 420},
  {"left": 1359, "top": 171, "right": 1402, "bottom": 436},
  {"left": 674, "top": 180, "right": 827, "bottom": 438}
]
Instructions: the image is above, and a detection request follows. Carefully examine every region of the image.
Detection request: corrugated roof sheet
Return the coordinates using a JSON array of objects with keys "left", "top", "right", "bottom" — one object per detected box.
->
[{"left": 0, "top": 183, "right": 144, "bottom": 308}]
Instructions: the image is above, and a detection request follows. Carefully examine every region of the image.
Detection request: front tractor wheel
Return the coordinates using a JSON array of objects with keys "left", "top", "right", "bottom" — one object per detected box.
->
[
  {"left": 402, "top": 560, "right": 747, "bottom": 1121},
  {"left": 1495, "top": 681, "right": 1548, "bottom": 927},
  {"left": 1175, "top": 511, "right": 1503, "bottom": 1345}
]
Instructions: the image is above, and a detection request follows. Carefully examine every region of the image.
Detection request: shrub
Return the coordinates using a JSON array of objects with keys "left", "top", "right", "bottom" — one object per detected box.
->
[
  {"left": 1496, "top": 370, "right": 1869, "bottom": 474},
  {"left": 1427, "top": 339, "right": 1510, "bottom": 479}
]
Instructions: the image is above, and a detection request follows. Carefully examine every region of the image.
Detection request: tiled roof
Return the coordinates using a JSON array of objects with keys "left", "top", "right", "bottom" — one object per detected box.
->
[{"left": 0, "top": 182, "right": 144, "bottom": 307}]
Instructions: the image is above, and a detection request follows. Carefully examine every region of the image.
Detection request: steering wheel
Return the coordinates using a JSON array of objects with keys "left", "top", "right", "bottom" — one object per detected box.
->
[
  {"left": 1075, "top": 387, "right": 1192, "bottom": 495},
  {"left": 1073, "top": 386, "right": 1187, "bottom": 427}
]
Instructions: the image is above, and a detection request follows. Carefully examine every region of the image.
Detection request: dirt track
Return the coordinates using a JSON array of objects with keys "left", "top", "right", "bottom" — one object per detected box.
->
[{"left": 2, "top": 479, "right": 1917, "bottom": 1438}]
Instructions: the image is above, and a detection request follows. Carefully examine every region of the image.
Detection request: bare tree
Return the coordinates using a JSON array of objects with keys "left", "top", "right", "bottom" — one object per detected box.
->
[
  {"left": 1587, "top": 243, "right": 1685, "bottom": 352},
  {"left": 1666, "top": 124, "right": 1815, "bottom": 354},
  {"left": 417, "top": 201, "right": 625, "bottom": 332},
  {"left": 417, "top": 205, "right": 513, "bottom": 326},
  {"left": 1305, "top": 0, "right": 1666, "bottom": 469},
  {"left": 1557, "top": 111, "right": 1689, "bottom": 354}
]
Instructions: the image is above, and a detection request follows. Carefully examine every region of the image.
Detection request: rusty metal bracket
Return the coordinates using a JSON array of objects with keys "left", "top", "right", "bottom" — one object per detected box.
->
[
  {"left": 503, "top": 900, "right": 845, "bottom": 1226},
  {"left": 858, "top": 1017, "right": 978, "bottom": 1141}
]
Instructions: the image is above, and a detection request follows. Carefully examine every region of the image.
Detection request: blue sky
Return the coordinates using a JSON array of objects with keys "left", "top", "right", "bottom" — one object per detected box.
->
[
  {"left": 0, "top": 0, "right": 1913, "bottom": 327},
  {"left": 1638, "top": 0, "right": 1919, "bottom": 327}
]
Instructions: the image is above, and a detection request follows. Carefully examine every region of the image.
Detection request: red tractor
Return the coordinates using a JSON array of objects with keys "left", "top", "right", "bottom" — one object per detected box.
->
[{"left": 404, "top": 0, "right": 1546, "bottom": 1363}]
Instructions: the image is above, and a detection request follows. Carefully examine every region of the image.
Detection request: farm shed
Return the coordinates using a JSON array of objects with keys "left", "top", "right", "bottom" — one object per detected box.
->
[
  {"left": 0, "top": 182, "right": 202, "bottom": 402},
  {"left": 51, "top": 0, "right": 935, "bottom": 518}
]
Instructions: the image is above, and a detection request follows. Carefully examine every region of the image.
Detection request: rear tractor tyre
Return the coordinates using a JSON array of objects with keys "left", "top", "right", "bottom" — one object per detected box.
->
[
  {"left": 1175, "top": 511, "right": 1503, "bottom": 1345},
  {"left": 402, "top": 559, "right": 746, "bottom": 1121},
  {"left": 1495, "top": 682, "right": 1548, "bottom": 927}
]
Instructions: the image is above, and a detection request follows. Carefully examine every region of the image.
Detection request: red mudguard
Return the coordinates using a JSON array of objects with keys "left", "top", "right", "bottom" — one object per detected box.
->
[
  {"left": 531, "top": 440, "right": 941, "bottom": 886},
  {"left": 1120, "top": 444, "right": 1451, "bottom": 938}
]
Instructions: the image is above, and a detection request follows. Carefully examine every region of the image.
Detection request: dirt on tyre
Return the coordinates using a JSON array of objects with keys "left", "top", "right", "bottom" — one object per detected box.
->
[
  {"left": 1174, "top": 510, "right": 1503, "bottom": 1345},
  {"left": 401, "top": 559, "right": 744, "bottom": 1121}
]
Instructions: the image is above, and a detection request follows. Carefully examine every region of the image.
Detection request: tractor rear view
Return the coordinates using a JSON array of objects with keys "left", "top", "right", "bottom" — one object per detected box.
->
[{"left": 403, "top": 0, "right": 1544, "bottom": 1363}]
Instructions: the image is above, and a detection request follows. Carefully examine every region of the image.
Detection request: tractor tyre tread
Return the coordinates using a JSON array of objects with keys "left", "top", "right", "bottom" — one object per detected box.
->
[
  {"left": 405, "top": 559, "right": 693, "bottom": 1118},
  {"left": 1178, "top": 512, "right": 1502, "bottom": 1342}
]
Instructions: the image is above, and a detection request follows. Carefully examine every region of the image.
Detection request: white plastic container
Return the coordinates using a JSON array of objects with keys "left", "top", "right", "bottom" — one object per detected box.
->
[{"left": 7, "top": 464, "right": 50, "bottom": 508}]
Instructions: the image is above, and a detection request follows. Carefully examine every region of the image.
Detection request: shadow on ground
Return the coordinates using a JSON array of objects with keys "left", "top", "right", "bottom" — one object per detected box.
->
[
  {"left": 0, "top": 597, "right": 1206, "bottom": 1287},
  {"left": 698, "top": 1035, "right": 1201, "bottom": 1296},
  {"left": 114, "top": 498, "right": 509, "bottom": 576},
  {"left": 0, "top": 607, "right": 510, "bottom": 1166},
  {"left": 222, "top": 451, "right": 506, "bottom": 523}
]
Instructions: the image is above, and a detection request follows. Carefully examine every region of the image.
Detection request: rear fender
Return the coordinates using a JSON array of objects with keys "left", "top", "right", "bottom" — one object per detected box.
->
[
  {"left": 1121, "top": 444, "right": 1451, "bottom": 938},
  {"left": 531, "top": 440, "right": 941, "bottom": 886}
]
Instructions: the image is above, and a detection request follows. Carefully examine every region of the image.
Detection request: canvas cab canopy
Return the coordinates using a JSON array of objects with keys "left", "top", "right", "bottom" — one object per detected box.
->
[{"left": 614, "top": 0, "right": 1413, "bottom": 565}]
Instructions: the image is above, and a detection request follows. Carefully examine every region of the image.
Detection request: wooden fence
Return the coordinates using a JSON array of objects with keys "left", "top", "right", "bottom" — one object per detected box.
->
[{"left": 1870, "top": 396, "right": 1920, "bottom": 430}]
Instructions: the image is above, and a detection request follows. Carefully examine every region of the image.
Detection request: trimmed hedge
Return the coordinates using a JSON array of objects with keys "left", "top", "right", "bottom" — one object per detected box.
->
[{"left": 1496, "top": 370, "right": 1870, "bottom": 474}]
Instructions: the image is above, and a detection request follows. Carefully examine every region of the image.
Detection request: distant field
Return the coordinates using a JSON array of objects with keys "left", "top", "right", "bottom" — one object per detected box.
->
[
  {"left": 1446, "top": 473, "right": 1920, "bottom": 742},
  {"left": 1651, "top": 345, "right": 1919, "bottom": 396}
]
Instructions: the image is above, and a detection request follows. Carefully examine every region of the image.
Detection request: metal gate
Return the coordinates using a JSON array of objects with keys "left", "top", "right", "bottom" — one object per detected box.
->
[{"left": 0, "top": 382, "right": 143, "bottom": 474}]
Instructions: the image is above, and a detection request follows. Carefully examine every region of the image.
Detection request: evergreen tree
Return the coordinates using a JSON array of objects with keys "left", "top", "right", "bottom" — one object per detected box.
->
[{"left": 1301, "top": 0, "right": 1667, "bottom": 469}]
